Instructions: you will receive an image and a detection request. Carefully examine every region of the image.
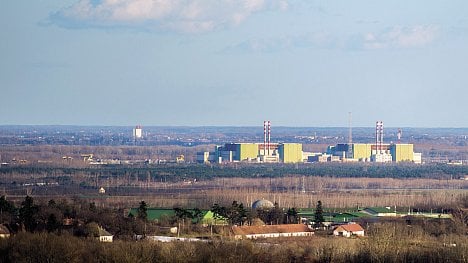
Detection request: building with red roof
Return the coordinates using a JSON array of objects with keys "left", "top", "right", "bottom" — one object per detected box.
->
[{"left": 333, "top": 223, "right": 365, "bottom": 237}]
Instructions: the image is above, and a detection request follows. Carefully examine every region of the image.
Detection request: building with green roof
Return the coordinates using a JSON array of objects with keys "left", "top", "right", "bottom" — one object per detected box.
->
[
  {"left": 362, "top": 207, "right": 397, "bottom": 217},
  {"left": 128, "top": 208, "right": 227, "bottom": 225}
]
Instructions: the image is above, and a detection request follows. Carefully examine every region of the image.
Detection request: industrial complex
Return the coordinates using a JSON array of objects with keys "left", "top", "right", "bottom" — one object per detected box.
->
[
  {"left": 197, "top": 142, "right": 304, "bottom": 164},
  {"left": 323, "top": 143, "right": 421, "bottom": 164},
  {"left": 197, "top": 121, "right": 422, "bottom": 164},
  {"left": 197, "top": 121, "right": 303, "bottom": 164}
]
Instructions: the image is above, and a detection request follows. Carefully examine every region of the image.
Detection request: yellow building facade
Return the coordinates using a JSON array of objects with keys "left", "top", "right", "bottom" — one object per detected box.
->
[
  {"left": 352, "top": 143, "right": 373, "bottom": 160},
  {"left": 390, "top": 144, "right": 414, "bottom": 162},
  {"left": 279, "top": 143, "right": 303, "bottom": 163},
  {"left": 238, "top": 143, "right": 259, "bottom": 161}
]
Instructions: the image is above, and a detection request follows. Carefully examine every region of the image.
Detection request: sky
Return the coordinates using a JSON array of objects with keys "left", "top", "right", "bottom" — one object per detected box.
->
[{"left": 1, "top": 0, "right": 468, "bottom": 127}]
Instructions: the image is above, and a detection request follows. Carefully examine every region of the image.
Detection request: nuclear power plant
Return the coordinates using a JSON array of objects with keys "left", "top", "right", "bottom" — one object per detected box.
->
[
  {"left": 197, "top": 121, "right": 303, "bottom": 164},
  {"left": 197, "top": 120, "right": 422, "bottom": 164},
  {"left": 324, "top": 121, "right": 422, "bottom": 164}
]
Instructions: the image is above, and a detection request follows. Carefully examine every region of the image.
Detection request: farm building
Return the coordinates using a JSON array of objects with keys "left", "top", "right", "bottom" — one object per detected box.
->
[
  {"left": 231, "top": 224, "right": 313, "bottom": 239},
  {"left": 362, "top": 207, "right": 397, "bottom": 217}
]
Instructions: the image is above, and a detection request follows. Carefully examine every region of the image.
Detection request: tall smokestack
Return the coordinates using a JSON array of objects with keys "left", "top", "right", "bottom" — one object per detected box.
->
[
  {"left": 380, "top": 121, "right": 384, "bottom": 153},
  {"left": 375, "top": 121, "right": 379, "bottom": 154},
  {"left": 375, "top": 121, "right": 384, "bottom": 154},
  {"left": 267, "top": 121, "right": 271, "bottom": 156}
]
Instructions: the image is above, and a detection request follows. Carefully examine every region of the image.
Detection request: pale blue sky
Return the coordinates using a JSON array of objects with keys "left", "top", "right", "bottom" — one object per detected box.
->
[{"left": 1, "top": 0, "right": 467, "bottom": 127}]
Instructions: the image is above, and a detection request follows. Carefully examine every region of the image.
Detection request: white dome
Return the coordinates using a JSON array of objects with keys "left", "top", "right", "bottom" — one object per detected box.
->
[{"left": 252, "top": 199, "right": 274, "bottom": 209}]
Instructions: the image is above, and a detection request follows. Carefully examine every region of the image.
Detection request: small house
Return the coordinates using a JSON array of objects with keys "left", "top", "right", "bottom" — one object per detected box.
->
[
  {"left": 333, "top": 223, "right": 365, "bottom": 237},
  {"left": 98, "top": 227, "right": 113, "bottom": 242}
]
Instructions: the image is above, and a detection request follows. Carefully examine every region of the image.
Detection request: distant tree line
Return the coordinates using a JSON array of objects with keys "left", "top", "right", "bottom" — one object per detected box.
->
[{"left": 1, "top": 163, "right": 467, "bottom": 182}]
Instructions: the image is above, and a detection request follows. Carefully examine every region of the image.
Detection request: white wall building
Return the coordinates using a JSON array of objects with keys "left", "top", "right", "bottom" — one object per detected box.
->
[
  {"left": 232, "top": 224, "right": 313, "bottom": 240},
  {"left": 98, "top": 227, "right": 113, "bottom": 242},
  {"left": 133, "top": 125, "right": 142, "bottom": 139},
  {"left": 333, "top": 223, "right": 365, "bottom": 238}
]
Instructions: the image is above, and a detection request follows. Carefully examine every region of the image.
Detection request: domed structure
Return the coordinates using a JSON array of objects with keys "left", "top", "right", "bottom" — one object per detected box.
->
[
  {"left": 250, "top": 218, "right": 266, "bottom": 226},
  {"left": 252, "top": 199, "right": 274, "bottom": 209}
]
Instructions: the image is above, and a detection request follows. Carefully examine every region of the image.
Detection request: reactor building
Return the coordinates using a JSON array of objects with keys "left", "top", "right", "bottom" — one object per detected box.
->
[
  {"left": 197, "top": 121, "right": 303, "bottom": 164},
  {"left": 197, "top": 120, "right": 422, "bottom": 164},
  {"left": 325, "top": 143, "right": 421, "bottom": 163},
  {"left": 321, "top": 121, "right": 422, "bottom": 164}
]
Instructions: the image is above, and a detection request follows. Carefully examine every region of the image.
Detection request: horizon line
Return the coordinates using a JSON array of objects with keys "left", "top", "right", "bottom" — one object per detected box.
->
[{"left": 1, "top": 124, "right": 467, "bottom": 129}]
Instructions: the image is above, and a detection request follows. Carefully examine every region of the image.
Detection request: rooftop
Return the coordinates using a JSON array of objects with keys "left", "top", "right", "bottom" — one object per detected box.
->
[
  {"left": 363, "top": 207, "right": 395, "bottom": 214},
  {"left": 232, "top": 224, "right": 311, "bottom": 235},
  {"left": 98, "top": 227, "right": 112, "bottom": 237},
  {"left": 337, "top": 224, "right": 364, "bottom": 232},
  {"left": 0, "top": 225, "right": 10, "bottom": 235}
]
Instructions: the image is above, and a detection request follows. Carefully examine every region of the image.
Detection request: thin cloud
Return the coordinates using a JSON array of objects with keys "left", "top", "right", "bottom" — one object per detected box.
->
[
  {"left": 50, "top": 0, "right": 289, "bottom": 33},
  {"left": 359, "top": 25, "right": 439, "bottom": 50},
  {"left": 223, "top": 33, "right": 337, "bottom": 53},
  {"left": 223, "top": 25, "right": 439, "bottom": 54}
]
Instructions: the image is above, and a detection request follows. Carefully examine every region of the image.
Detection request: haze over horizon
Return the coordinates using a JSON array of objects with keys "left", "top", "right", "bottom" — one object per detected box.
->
[{"left": 2, "top": 1, "right": 468, "bottom": 128}]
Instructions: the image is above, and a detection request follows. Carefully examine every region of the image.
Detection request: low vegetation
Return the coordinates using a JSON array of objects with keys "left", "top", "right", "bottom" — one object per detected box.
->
[{"left": 0, "top": 223, "right": 466, "bottom": 263}]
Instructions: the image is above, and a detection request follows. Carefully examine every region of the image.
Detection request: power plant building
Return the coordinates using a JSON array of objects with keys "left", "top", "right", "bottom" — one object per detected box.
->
[
  {"left": 196, "top": 120, "right": 421, "bottom": 164},
  {"left": 196, "top": 143, "right": 304, "bottom": 164},
  {"left": 219, "top": 143, "right": 259, "bottom": 161},
  {"left": 352, "top": 144, "right": 373, "bottom": 160},
  {"left": 278, "top": 143, "right": 303, "bottom": 163},
  {"left": 326, "top": 143, "right": 420, "bottom": 163},
  {"left": 390, "top": 144, "right": 414, "bottom": 162}
]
